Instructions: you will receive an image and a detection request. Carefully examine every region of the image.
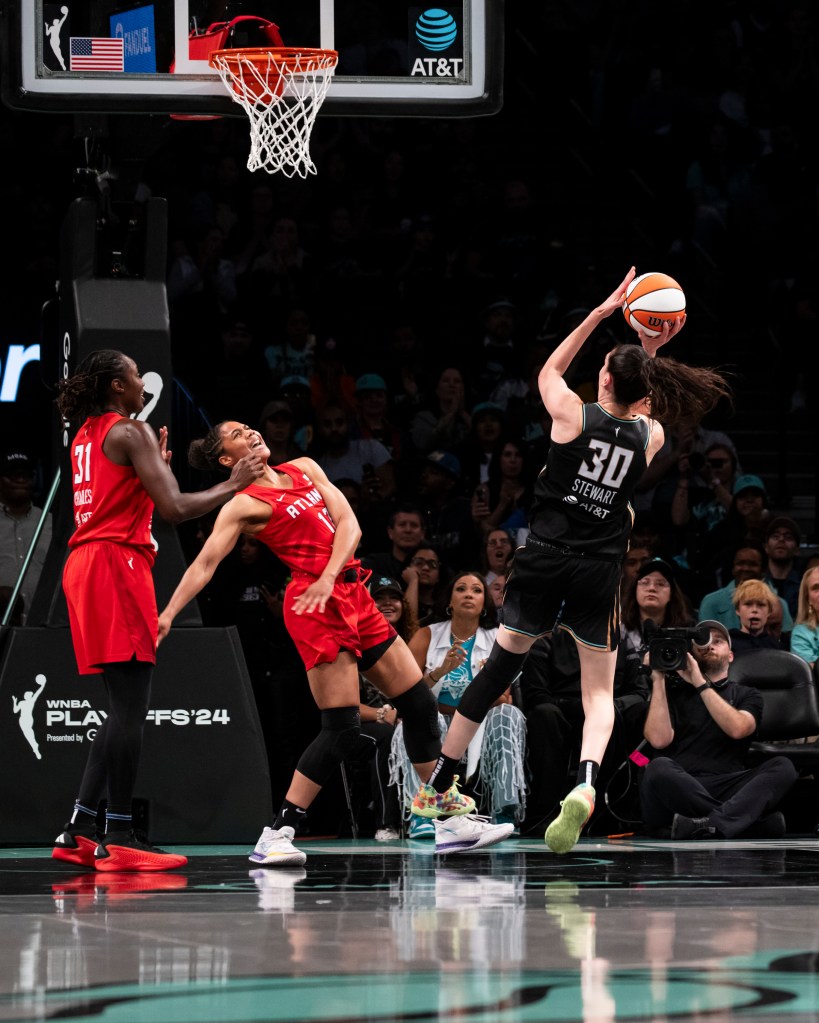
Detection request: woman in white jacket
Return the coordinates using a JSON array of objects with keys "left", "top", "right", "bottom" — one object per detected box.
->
[{"left": 390, "top": 571, "right": 527, "bottom": 837}]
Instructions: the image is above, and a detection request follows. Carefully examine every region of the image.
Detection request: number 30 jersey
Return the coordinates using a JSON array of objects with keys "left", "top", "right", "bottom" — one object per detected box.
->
[
  {"left": 67, "top": 412, "right": 156, "bottom": 563},
  {"left": 528, "top": 403, "right": 650, "bottom": 556}
]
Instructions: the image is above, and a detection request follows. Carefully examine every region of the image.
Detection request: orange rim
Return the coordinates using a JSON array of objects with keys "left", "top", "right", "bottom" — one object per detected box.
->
[{"left": 208, "top": 47, "right": 338, "bottom": 72}]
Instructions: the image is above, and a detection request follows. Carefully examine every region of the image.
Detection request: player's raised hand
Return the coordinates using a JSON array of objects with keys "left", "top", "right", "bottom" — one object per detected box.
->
[
  {"left": 597, "top": 266, "right": 637, "bottom": 318},
  {"left": 636, "top": 313, "right": 686, "bottom": 358},
  {"left": 158, "top": 426, "right": 173, "bottom": 467}
]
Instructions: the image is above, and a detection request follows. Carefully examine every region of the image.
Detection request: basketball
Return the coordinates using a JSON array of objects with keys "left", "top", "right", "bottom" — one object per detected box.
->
[{"left": 623, "top": 272, "right": 686, "bottom": 338}]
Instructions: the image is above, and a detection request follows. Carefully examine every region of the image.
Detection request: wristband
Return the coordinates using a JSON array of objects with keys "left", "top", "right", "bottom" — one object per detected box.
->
[{"left": 694, "top": 682, "right": 712, "bottom": 694}]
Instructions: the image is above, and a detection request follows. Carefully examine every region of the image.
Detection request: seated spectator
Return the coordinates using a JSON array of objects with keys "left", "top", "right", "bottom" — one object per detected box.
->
[
  {"left": 390, "top": 571, "right": 527, "bottom": 836},
  {"left": 640, "top": 621, "right": 797, "bottom": 839},
  {"left": 519, "top": 628, "right": 647, "bottom": 836},
  {"left": 418, "top": 451, "right": 480, "bottom": 569},
  {"left": 471, "top": 436, "right": 534, "bottom": 539},
  {"left": 355, "top": 576, "right": 419, "bottom": 841},
  {"left": 257, "top": 400, "right": 304, "bottom": 465},
  {"left": 401, "top": 542, "right": 451, "bottom": 625},
  {"left": 309, "top": 336, "right": 357, "bottom": 413},
  {"left": 351, "top": 373, "right": 409, "bottom": 471},
  {"left": 361, "top": 504, "right": 427, "bottom": 583},
  {"left": 410, "top": 366, "right": 472, "bottom": 456},
  {"left": 621, "top": 539, "right": 654, "bottom": 594},
  {"left": 263, "top": 305, "right": 317, "bottom": 386},
  {"left": 729, "top": 579, "right": 784, "bottom": 654},
  {"left": 481, "top": 527, "right": 515, "bottom": 587},
  {"left": 698, "top": 544, "right": 794, "bottom": 635},
  {"left": 488, "top": 572, "right": 506, "bottom": 612},
  {"left": 278, "top": 375, "right": 316, "bottom": 452},
  {"left": 311, "top": 402, "right": 396, "bottom": 512},
  {"left": 791, "top": 565, "right": 819, "bottom": 669},
  {"left": 0, "top": 451, "right": 52, "bottom": 623},
  {"left": 458, "top": 401, "right": 506, "bottom": 493},
  {"left": 620, "top": 557, "right": 695, "bottom": 652},
  {"left": 701, "top": 474, "right": 773, "bottom": 578},
  {"left": 763, "top": 516, "right": 803, "bottom": 618}
]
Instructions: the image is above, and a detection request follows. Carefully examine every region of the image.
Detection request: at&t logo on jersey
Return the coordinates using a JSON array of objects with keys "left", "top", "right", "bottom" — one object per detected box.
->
[{"left": 409, "top": 7, "right": 464, "bottom": 78}]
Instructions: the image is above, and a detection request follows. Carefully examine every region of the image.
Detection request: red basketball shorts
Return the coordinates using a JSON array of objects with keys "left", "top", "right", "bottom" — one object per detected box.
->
[
  {"left": 63, "top": 542, "right": 157, "bottom": 675},
  {"left": 284, "top": 575, "right": 395, "bottom": 671}
]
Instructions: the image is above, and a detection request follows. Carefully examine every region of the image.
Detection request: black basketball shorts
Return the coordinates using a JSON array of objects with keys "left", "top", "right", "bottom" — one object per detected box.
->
[{"left": 501, "top": 538, "right": 622, "bottom": 651}]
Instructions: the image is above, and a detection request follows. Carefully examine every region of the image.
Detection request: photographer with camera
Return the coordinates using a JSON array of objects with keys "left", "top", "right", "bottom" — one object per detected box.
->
[{"left": 640, "top": 620, "right": 797, "bottom": 839}]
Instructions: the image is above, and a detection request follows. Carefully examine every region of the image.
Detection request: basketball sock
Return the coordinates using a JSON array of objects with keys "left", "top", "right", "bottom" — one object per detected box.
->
[
  {"left": 428, "top": 754, "right": 460, "bottom": 794},
  {"left": 273, "top": 800, "right": 307, "bottom": 831},
  {"left": 69, "top": 801, "right": 98, "bottom": 831},
  {"left": 576, "top": 760, "right": 599, "bottom": 789},
  {"left": 105, "top": 810, "right": 134, "bottom": 835}
]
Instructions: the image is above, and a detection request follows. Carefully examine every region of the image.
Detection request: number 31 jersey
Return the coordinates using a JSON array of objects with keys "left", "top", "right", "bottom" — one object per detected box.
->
[
  {"left": 68, "top": 412, "right": 156, "bottom": 563},
  {"left": 528, "top": 403, "right": 650, "bottom": 556}
]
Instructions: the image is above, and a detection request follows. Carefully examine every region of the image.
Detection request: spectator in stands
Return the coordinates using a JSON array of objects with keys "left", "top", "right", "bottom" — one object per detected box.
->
[
  {"left": 309, "top": 335, "right": 357, "bottom": 413},
  {"left": 620, "top": 557, "right": 696, "bottom": 652},
  {"left": 401, "top": 542, "right": 451, "bottom": 625},
  {"left": 458, "top": 401, "right": 506, "bottom": 494},
  {"left": 621, "top": 540, "right": 654, "bottom": 594},
  {"left": 791, "top": 565, "right": 819, "bottom": 669},
  {"left": 417, "top": 451, "right": 480, "bottom": 569},
  {"left": 362, "top": 505, "right": 427, "bottom": 584},
  {"left": 473, "top": 436, "right": 534, "bottom": 539},
  {"left": 763, "top": 516, "right": 803, "bottom": 618},
  {"left": 258, "top": 400, "right": 304, "bottom": 465},
  {"left": 0, "top": 451, "right": 52, "bottom": 624},
  {"left": 482, "top": 527, "right": 515, "bottom": 588},
  {"left": 410, "top": 366, "right": 472, "bottom": 456},
  {"left": 640, "top": 620, "right": 797, "bottom": 839},
  {"left": 700, "top": 474, "right": 772, "bottom": 584},
  {"left": 312, "top": 402, "right": 396, "bottom": 509},
  {"left": 729, "top": 578, "right": 783, "bottom": 654},
  {"left": 263, "top": 306, "right": 317, "bottom": 388},
  {"left": 698, "top": 544, "right": 794, "bottom": 634},
  {"left": 278, "top": 375, "right": 316, "bottom": 453},
  {"left": 474, "top": 298, "right": 519, "bottom": 399},
  {"left": 352, "top": 373, "right": 406, "bottom": 464},
  {"left": 391, "top": 571, "right": 526, "bottom": 836}
]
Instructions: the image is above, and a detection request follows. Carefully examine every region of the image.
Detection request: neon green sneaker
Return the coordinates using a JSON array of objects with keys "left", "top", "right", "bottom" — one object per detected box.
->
[
  {"left": 411, "top": 775, "right": 476, "bottom": 819},
  {"left": 544, "top": 783, "right": 595, "bottom": 854}
]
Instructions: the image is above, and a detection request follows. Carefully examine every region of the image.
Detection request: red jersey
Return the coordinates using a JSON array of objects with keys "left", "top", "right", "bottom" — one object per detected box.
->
[
  {"left": 243, "top": 462, "right": 355, "bottom": 579},
  {"left": 67, "top": 413, "right": 156, "bottom": 564}
]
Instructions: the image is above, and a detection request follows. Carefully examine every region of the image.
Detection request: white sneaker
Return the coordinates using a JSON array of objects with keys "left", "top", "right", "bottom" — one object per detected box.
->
[
  {"left": 248, "top": 826, "right": 307, "bottom": 867},
  {"left": 374, "top": 827, "right": 401, "bottom": 841},
  {"left": 433, "top": 814, "right": 515, "bottom": 854}
]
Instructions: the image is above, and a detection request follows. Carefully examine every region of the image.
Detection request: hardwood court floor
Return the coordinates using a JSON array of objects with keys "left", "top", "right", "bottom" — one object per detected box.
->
[{"left": 2, "top": 835, "right": 819, "bottom": 1022}]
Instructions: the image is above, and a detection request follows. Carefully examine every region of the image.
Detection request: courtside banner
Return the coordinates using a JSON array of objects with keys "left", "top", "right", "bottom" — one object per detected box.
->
[{"left": 0, "top": 627, "right": 271, "bottom": 843}]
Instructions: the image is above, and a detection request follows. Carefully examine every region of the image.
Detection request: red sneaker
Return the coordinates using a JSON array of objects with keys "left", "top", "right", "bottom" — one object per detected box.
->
[
  {"left": 94, "top": 831, "right": 188, "bottom": 872},
  {"left": 52, "top": 824, "right": 99, "bottom": 869}
]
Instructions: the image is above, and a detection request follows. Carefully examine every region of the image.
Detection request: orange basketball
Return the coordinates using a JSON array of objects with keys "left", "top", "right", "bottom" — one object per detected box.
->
[{"left": 623, "top": 272, "right": 686, "bottom": 338}]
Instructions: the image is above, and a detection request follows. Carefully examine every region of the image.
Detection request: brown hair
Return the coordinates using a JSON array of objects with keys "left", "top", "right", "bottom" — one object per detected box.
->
[
  {"left": 796, "top": 566, "right": 819, "bottom": 629},
  {"left": 621, "top": 572, "right": 694, "bottom": 632},
  {"left": 188, "top": 423, "right": 228, "bottom": 472},
  {"left": 607, "top": 344, "right": 733, "bottom": 429}
]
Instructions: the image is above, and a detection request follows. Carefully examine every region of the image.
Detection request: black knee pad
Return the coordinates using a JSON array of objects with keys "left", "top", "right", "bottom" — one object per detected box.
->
[
  {"left": 296, "top": 706, "right": 361, "bottom": 786},
  {"left": 391, "top": 681, "right": 441, "bottom": 764},
  {"left": 457, "top": 644, "right": 528, "bottom": 723}
]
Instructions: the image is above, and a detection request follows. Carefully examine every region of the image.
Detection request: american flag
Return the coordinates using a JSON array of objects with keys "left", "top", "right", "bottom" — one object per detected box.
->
[{"left": 69, "top": 37, "right": 124, "bottom": 72}]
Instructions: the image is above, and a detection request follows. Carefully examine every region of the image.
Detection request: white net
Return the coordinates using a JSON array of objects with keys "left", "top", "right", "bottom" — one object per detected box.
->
[{"left": 209, "top": 48, "right": 338, "bottom": 178}]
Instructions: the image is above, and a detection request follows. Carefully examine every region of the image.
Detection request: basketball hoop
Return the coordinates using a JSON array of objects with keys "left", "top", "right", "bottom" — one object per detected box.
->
[{"left": 208, "top": 47, "right": 338, "bottom": 178}]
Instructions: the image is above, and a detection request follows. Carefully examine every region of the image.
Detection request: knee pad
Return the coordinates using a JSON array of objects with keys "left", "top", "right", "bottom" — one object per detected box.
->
[
  {"left": 391, "top": 681, "right": 441, "bottom": 764},
  {"left": 457, "top": 645, "right": 528, "bottom": 723},
  {"left": 296, "top": 706, "right": 361, "bottom": 786}
]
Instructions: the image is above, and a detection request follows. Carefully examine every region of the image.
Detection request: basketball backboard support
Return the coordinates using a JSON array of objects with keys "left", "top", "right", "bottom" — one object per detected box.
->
[{"left": 1, "top": 0, "right": 503, "bottom": 118}]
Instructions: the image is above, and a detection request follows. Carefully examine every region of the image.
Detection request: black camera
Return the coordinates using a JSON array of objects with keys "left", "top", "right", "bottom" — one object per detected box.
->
[{"left": 643, "top": 621, "right": 711, "bottom": 672}]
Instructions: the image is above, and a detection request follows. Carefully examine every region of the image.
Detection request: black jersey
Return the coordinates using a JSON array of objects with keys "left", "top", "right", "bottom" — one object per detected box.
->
[{"left": 528, "top": 403, "right": 651, "bottom": 556}]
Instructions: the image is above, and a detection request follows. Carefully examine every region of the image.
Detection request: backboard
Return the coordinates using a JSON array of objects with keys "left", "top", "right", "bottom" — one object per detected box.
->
[{"left": 1, "top": 0, "right": 503, "bottom": 118}]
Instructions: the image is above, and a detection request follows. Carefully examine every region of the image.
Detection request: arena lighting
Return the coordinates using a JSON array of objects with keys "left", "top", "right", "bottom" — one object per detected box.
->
[{"left": 0, "top": 344, "right": 40, "bottom": 402}]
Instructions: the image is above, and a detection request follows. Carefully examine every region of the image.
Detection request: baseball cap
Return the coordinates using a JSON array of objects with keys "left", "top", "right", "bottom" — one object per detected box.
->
[
  {"left": 280, "top": 375, "right": 311, "bottom": 391},
  {"left": 258, "top": 400, "right": 293, "bottom": 425},
  {"left": 0, "top": 452, "right": 34, "bottom": 476},
  {"left": 695, "top": 619, "right": 732, "bottom": 648},
  {"left": 426, "top": 450, "right": 461, "bottom": 479},
  {"left": 471, "top": 401, "right": 504, "bottom": 419},
  {"left": 355, "top": 373, "right": 387, "bottom": 393},
  {"left": 765, "top": 516, "right": 801, "bottom": 544},
  {"left": 733, "top": 474, "right": 766, "bottom": 497},
  {"left": 484, "top": 297, "right": 516, "bottom": 314},
  {"left": 370, "top": 575, "right": 403, "bottom": 597},
  {"left": 636, "top": 557, "right": 675, "bottom": 585}
]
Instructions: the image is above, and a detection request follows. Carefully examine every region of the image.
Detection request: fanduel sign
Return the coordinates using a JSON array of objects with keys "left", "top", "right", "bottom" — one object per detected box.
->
[{"left": 0, "top": 344, "right": 40, "bottom": 402}]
